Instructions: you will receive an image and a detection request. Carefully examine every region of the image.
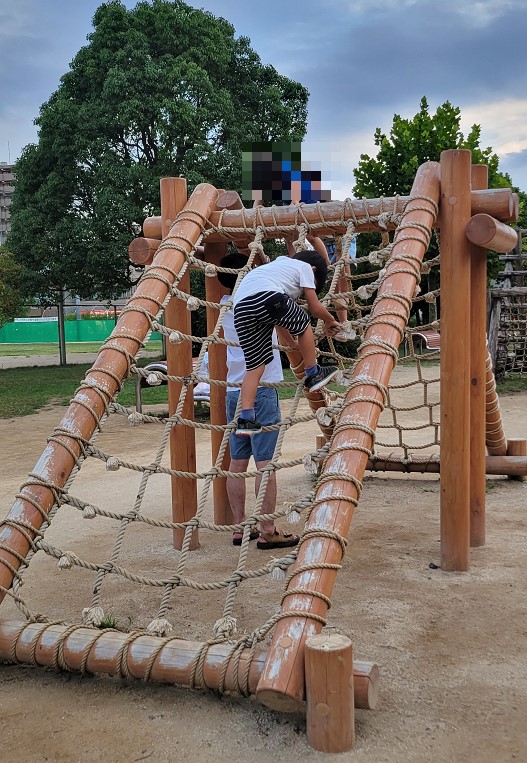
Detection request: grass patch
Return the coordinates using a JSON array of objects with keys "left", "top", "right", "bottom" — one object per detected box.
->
[
  {"left": 0, "top": 364, "right": 304, "bottom": 418},
  {"left": 496, "top": 376, "right": 527, "bottom": 394},
  {"left": 0, "top": 341, "right": 163, "bottom": 357}
]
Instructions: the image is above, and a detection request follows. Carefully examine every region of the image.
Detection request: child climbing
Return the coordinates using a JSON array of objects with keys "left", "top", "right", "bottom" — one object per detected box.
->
[{"left": 233, "top": 251, "right": 341, "bottom": 435}]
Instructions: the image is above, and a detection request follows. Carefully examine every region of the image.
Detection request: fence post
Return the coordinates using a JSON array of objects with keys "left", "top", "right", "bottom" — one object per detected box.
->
[{"left": 57, "top": 289, "right": 67, "bottom": 367}]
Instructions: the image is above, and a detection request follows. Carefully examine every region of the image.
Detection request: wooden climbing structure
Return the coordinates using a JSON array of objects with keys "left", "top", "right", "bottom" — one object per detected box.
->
[{"left": 0, "top": 150, "right": 525, "bottom": 752}]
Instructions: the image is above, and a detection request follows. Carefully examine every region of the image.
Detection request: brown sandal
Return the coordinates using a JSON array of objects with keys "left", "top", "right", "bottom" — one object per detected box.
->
[{"left": 256, "top": 531, "right": 300, "bottom": 550}]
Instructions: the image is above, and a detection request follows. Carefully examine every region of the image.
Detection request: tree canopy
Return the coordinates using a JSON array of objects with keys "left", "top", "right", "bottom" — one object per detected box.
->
[
  {"left": 0, "top": 248, "right": 27, "bottom": 327},
  {"left": 353, "top": 97, "right": 521, "bottom": 201},
  {"left": 9, "top": 0, "right": 309, "bottom": 303}
]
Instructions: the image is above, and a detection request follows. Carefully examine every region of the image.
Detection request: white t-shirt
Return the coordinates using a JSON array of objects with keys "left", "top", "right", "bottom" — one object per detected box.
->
[
  {"left": 220, "top": 295, "right": 283, "bottom": 389},
  {"left": 232, "top": 256, "right": 316, "bottom": 306}
]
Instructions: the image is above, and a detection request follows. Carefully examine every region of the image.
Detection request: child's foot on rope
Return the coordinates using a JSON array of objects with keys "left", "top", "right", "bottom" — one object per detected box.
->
[
  {"left": 304, "top": 365, "right": 338, "bottom": 393},
  {"left": 232, "top": 529, "right": 260, "bottom": 546},
  {"left": 256, "top": 530, "right": 300, "bottom": 550},
  {"left": 333, "top": 320, "right": 357, "bottom": 342},
  {"left": 235, "top": 418, "right": 262, "bottom": 436}
]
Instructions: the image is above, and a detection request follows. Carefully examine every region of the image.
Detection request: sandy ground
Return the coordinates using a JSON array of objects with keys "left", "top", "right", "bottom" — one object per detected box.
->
[{"left": 0, "top": 368, "right": 526, "bottom": 763}]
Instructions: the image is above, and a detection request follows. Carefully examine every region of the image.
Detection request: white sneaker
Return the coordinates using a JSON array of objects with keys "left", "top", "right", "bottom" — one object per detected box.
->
[{"left": 333, "top": 321, "right": 356, "bottom": 342}]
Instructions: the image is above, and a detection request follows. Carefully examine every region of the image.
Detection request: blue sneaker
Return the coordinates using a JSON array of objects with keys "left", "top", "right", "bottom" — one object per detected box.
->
[{"left": 235, "top": 418, "right": 262, "bottom": 436}]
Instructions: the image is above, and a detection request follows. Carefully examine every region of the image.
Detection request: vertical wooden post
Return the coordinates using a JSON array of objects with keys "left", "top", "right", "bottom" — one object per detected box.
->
[
  {"left": 161, "top": 177, "right": 198, "bottom": 551},
  {"left": 203, "top": 241, "right": 234, "bottom": 524},
  {"left": 439, "top": 150, "right": 472, "bottom": 571},
  {"left": 469, "top": 165, "right": 488, "bottom": 547},
  {"left": 305, "top": 633, "right": 355, "bottom": 752}
]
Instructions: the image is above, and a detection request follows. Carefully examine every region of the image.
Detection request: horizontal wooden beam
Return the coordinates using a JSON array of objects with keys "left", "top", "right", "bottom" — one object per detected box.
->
[
  {"left": 490, "top": 287, "right": 527, "bottom": 298},
  {"left": 142, "top": 188, "right": 518, "bottom": 241},
  {"left": 465, "top": 213, "right": 518, "bottom": 253},
  {"left": 364, "top": 454, "right": 527, "bottom": 477},
  {"left": 0, "top": 620, "right": 379, "bottom": 710}
]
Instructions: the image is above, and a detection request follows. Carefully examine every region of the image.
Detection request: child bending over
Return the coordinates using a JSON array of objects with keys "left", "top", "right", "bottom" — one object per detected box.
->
[{"left": 233, "top": 251, "right": 341, "bottom": 435}]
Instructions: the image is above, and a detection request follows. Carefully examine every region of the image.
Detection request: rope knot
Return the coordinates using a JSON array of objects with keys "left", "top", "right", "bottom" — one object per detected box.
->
[
  {"left": 82, "top": 606, "right": 106, "bottom": 627},
  {"left": 213, "top": 615, "right": 237, "bottom": 639},
  {"left": 128, "top": 412, "right": 143, "bottom": 427},
  {"left": 169, "top": 331, "right": 184, "bottom": 344},
  {"left": 204, "top": 264, "right": 217, "bottom": 277},
  {"left": 186, "top": 296, "right": 200, "bottom": 311},
  {"left": 146, "top": 618, "right": 174, "bottom": 637}
]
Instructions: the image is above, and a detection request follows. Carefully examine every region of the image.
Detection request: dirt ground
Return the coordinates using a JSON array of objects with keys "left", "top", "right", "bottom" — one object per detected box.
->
[{"left": 0, "top": 368, "right": 526, "bottom": 763}]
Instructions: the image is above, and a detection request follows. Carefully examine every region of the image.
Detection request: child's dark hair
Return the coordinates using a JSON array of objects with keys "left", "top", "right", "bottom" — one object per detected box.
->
[
  {"left": 217, "top": 252, "right": 249, "bottom": 293},
  {"left": 293, "top": 251, "right": 328, "bottom": 294}
]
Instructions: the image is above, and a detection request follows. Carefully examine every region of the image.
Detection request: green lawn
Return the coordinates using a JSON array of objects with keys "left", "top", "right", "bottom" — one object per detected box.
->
[
  {"left": 0, "top": 364, "right": 299, "bottom": 418},
  {"left": 1, "top": 363, "right": 525, "bottom": 419},
  {"left": 0, "top": 340, "right": 163, "bottom": 357}
]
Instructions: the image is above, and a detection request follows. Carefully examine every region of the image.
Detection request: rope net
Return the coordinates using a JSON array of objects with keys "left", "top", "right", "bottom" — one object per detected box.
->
[
  {"left": 0, "top": 192, "right": 455, "bottom": 687},
  {"left": 495, "top": 293, "right": 527, "bottom": 381}
]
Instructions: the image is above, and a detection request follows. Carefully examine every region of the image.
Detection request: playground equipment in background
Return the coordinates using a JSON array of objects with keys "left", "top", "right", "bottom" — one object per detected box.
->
[{"left": 1, "top": 151, "right": 525, "bottom": 753}]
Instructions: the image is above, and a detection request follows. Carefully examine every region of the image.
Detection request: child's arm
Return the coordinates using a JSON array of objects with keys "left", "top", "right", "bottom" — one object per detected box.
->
[
  {"left": 307, "top": 235, "right": 331, "bottom": 264},
  {"left": 304, "top": 288, "right": 340, "bottom": 335}
]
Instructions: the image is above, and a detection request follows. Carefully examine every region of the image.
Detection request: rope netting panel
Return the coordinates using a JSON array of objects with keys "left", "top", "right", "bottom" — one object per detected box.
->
[
  {"left": 495, "top": 293, "right": 527, "bottom": 381},
  {"left": 1, "top": 193, "right": 448, "bottom": 685}
]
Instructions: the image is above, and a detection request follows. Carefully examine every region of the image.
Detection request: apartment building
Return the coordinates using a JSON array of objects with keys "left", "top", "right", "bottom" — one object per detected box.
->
[{"left": 0, "top": 162, "right": 15, "bottom": 246}]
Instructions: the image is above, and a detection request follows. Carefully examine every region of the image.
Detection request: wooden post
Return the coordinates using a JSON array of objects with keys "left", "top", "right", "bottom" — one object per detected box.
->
[
  {"left": 161, "top": 177, "right": 198, "bottom": 551},
  {"left": 439, "top": 150, "right": 472, "bottom": 571},
  {"left": 203, "top": 241, "right": 233, "bottom": 524},
  {"left": 305, "top": 633, "right": 355, "bottom": 752},
  {"left": 469, "top": 165, "right": 488, "bottom": 548},
  {"left": 507, "top": 439, "right": 527, "bottom": 481},
  {"left": 256, "top": 162, "right": 441, "bottom": 711}
]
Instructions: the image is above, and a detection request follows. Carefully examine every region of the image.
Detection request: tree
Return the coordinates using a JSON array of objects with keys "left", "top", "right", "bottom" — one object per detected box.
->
[
  {"left": 8, "top": 0, "right": 308, "bottom": 303},
  {"left": 352, "top": 98, "right": 526, "bottom": 318},
  {"left": 0, "top": 248, "right": 27, "bottom": 327},
  {"left": 353, "top": 97, "right": 519, "bottom": 199}
]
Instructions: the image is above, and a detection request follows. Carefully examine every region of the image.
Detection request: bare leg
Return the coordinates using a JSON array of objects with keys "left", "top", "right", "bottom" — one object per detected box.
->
[
  {"left": 240, "top": 364, "right": 265, "bottom": 411},
  {"left": 226, "top": 458, "right": 249, "bottom": 524},
  {"left": 255, "top": 459, "right": 277, "bottom": 535},
  {"left": 296, "top": 325, "right": 317, "bottom": 368}
]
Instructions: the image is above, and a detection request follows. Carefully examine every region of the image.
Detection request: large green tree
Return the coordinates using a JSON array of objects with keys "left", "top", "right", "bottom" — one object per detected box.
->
[
  {"left": 8, "top": 0, "right": 308, "bottom": 303},
  {"left": 353, "top": 98, "right": 526, "bottom": 290},
  {"left": 0, "top": 248, "right": 27, "bottom": 327},
  {"left": 353, "top": 97, "right": 521, "bottom": 200}
]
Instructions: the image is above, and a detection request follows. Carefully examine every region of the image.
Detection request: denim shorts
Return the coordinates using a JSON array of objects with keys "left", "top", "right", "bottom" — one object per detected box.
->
[{"left": 227, "top": 387, "right": 281, "bottom": 461}]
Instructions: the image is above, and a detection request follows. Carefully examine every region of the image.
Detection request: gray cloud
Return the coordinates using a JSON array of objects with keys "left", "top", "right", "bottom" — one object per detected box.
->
[{"left": 1, "top": 0, "right": 526, "bottom": 190}]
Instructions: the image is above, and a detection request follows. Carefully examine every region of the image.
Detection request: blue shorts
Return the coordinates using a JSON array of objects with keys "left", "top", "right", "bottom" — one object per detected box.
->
[{"left": 227, "top": 387, "right": 281, "bottom": 461}]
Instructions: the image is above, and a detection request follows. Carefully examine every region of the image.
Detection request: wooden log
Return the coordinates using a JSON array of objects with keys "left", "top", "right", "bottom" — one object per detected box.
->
[
  {"left": 0, "top": 183, "right": 219, "bottom": 606},
  {"left": 0, "top": 620, "right": 378, "bottom": 709},
  {"left": 161, "top": 178, "right": 199, "bottom": 550},
  {"left": 142, "top": 187, "right": 517, "bottom": 241},
  {"left": 507, "top": 439, "right": 527, "bottom": 482},
  {"left": 485, "top": 351, "right": 507, "bottom": 455},
  {"left": 469, "top": 167, "right": 488, "bottom": 548},
  {"left": 256, "top": 161, "right": 441, "bottom": 712},
  {"left": 487, "top": 296, "right": 501, "bottom": 373},
  {"left": 128, "top": 236, "right": 160, "bottom": 266},
  {"left": 490, "top": 287, "right": 527, "bottom": 298},
  {"left": 465, "top": 213, "right": 518, "bottom": 253},
  {"left": 439, "top": 149, "right": 472, "bottom": 572},
  {"left": 364, "top": 455, "right": 527, "bottom": 477},
  {"left": 203, "top": 241, "right": 233, "bottom": 524},
  {"left": 305, "top": 633, "right": 355, "bottom": 752}
]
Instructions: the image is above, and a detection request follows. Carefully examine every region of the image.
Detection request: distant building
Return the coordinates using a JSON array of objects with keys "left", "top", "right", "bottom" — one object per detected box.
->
[{"left": 0, "top": 162, "right": 15, "bottom": 246}]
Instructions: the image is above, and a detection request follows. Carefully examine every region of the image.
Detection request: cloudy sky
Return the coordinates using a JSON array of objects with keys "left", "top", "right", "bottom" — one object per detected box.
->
[{"left": 1, "top": 0, "right": 527, "bottom": 197}]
